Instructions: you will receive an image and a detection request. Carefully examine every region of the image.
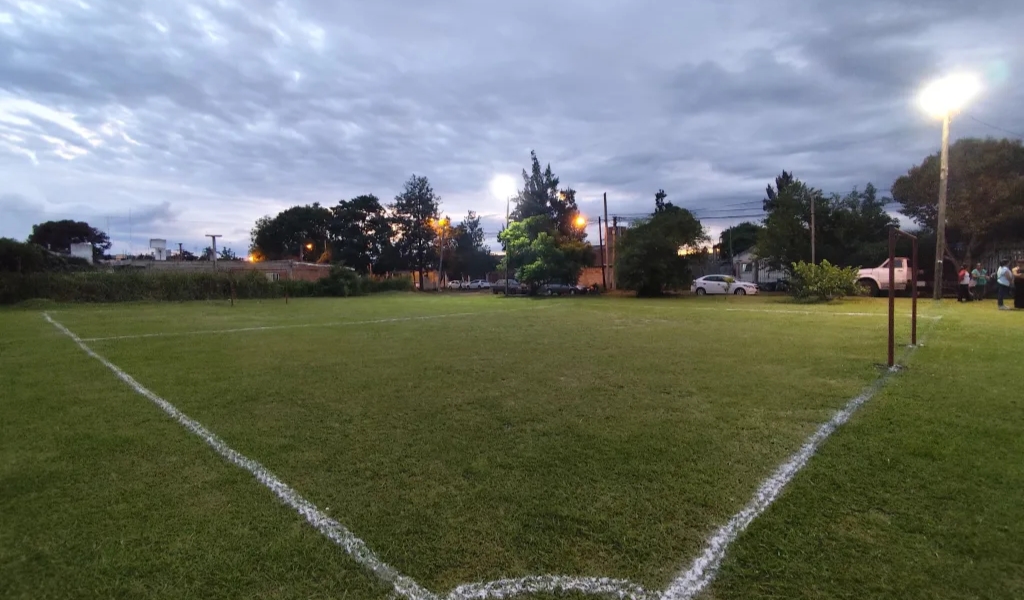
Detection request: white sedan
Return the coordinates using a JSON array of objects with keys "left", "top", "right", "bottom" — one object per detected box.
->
[
  {"left": 465, "top": 279, "right": 491, "bottom": 290},
  {"left": 446, "top": 280, "right": 463, "bottom": 289},
  {"left": 691, "top": 275, "right": 759, "bottom": 296}
]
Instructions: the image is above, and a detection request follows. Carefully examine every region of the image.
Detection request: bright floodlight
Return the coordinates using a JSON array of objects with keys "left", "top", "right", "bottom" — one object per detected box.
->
[
  {"left": 490, "top": 174, "right": 518, "bottom": 200},
  {"left": 574, "top": 215, "right": 586, "bottom": 228},
  {"left": 919, "top": 73, "right": 981, "bottom": 118}
]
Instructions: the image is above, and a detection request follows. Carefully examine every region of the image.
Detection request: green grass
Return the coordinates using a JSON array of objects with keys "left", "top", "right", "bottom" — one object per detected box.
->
[{"left": 1, "top": 293, "right": 1020, "bottom": 599}]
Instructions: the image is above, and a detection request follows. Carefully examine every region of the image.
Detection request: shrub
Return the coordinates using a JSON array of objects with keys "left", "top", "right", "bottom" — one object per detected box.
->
[
  {"left": 789, "top": 260, "right": 862, "bottom": 302},
  {"left": 0, "top": 268, "right": 412, "bottom": 305}
]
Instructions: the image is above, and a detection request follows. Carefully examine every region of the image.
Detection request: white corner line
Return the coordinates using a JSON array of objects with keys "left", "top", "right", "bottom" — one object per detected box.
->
[
  {"left": 43, "top": 312, "right": 438, "bottom": 600},
  {"left": 43, "top": 308, "right": 934, "bottom": 600},
  {"left": 44, "top": 310, "right": 653, "bottom": 600},
  {"left": 659, "top": 334, "right": 931, "bottom": 600}
]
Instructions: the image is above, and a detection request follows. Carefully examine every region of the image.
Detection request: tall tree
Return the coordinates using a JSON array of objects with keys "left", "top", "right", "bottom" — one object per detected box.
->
[
  {"left": 718, "top": 222, "right": 763, "bottom": 260},
  {"left": 27, "top": 220, "right": 111, "bottom": 260},
  {"left": 757, "top": 172, "right": 826, "bottom": 268},
  {"left": 511, "top": 151, "right": 581, "bottom": 238},
  {"left": 329, "top": 194, "right": 396, "bottom": 274},
  {"left": 219, "top": 247, "right": 239, "bottom": 261},
  {"left": 390, "top": 175, "right": 440, "bottom": 287},
  {"left": 448, "top": 211, "right": 496, "bottom": 279},
  {"left": 250, "top": 203, "right": 332, "bottom": 261},
  {"left": 892, "top": 137, "right": 1024, "bottom": 265},
  {"left": 616, "top": 199, "right": 707, "bottom": 297}
]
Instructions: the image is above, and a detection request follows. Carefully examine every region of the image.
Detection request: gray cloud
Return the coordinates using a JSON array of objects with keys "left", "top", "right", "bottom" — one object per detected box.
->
[{"left": 1, "top": 0, "right": 1022, "bottom": 253}]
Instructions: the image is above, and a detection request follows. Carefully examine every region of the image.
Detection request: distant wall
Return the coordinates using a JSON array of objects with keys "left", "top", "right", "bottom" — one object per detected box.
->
[{"left": 106, "top": 260, "right": 332, "bottom": 282}]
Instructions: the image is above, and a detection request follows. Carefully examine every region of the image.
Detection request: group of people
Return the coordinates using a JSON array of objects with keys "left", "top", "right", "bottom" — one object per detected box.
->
[{"left": 957, "top": 259, "right": 1024, "bottom": 310}]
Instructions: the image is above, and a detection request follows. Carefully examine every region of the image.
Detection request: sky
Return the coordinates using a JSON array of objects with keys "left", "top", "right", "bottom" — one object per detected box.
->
[{"left": 1, "top": 0, "right": 1022, "bottom": 256}]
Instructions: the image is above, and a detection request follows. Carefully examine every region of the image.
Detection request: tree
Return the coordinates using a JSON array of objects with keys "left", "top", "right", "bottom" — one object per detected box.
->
[
  {"left": 329, "top": 194, "right": 397, "bottom": 274},
  {"left": 718, "top": 222, "right": 762, "bottom": 260},
  {"left": 511, "top": 151, "right": 582, "bottom": 238},
  {"left": 757, "top": 172, "right": 825, "bottom": 269},
  {"left": 498, "top": 216, "right": 589, "bottom": 287},
  {"left": 250, "top": 203, "right": 332, "bottom": 261},
  {"left": 499, "top": 153, "right": 592, "bottom": 288},
  {"left": 219, "top": 247, "right": 239, "bottom": 261},
  {"left": 616, "top": 200, "right": 707, "bottom": 297},
  {"left": 892, "top": 137, "right": 1024, "bottom": 266},
  {"left": 27, "top": 220, "right": 111, "bottom": 260},
  {"left": 447, "top": 211, "right": 498, "bottom": 279},
  {"left": 390, "top": 175, "right": 440, "bottom": 287},
  {"left": 200, "top": 246, "right": 215, "bottom": 260}
]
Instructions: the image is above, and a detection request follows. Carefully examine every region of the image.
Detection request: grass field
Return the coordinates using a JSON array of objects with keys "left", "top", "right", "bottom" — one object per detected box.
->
[{"left": 1, "top": 293, "right": 1021, "bottom": 599}]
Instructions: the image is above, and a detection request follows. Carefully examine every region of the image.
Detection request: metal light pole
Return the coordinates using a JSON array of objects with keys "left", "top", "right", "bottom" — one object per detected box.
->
[
  {"left": 918, "top": 73, "right": 980, "bottom": 301},
  {"left": 933, "top": 112, "right": 950, "bottom": 300},
  {"left": 504, "top": 196, "right": 510, "bottom": 297}
]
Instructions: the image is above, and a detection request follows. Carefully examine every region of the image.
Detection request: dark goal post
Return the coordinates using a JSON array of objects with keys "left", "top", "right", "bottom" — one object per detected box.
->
[{"left": 888, "top": 227, "right": 919, "bottom": 368}]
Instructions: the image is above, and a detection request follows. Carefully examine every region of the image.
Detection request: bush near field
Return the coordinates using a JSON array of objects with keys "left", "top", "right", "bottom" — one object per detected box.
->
[
  {"left": 789, "top": 260, "right": 862, "bottom": 302},
  {"left": 0, "top": 266, "right": 413, "bottom": 305}
]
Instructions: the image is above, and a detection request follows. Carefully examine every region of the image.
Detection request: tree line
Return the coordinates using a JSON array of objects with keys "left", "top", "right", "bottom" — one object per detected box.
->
[{"left": 619, "top": 136, "right": 1024, "bottom": 295}]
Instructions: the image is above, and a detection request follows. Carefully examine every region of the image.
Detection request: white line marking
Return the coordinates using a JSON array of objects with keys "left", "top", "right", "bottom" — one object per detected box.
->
[
  {"left": 44, "top": 309, "right": 937, "bottom": 600},
  {"left": 44, "top": 313, "right": 438, "bottom": 600},
  {"left": 697, "top": 307, "right": 943, "bottom": 320},
  {"left": 660, "top": 333, "right": 933, "bottom": 600},
  {"left": 446, "top": 575, "right": 655, "bottom": 600},
  {"left": 78, "top": 308, "right": 543, "bottom": 342}
]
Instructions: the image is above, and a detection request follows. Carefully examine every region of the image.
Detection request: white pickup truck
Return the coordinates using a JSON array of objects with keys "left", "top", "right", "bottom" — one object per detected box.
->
[{"left": 857, "top": 257, "right": 926, "bottom": 296}]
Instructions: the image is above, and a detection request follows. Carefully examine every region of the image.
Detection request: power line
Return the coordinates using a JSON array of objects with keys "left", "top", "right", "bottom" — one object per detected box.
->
[{"left": 966, "top": 113, "right": 1024, "bottom": 139}]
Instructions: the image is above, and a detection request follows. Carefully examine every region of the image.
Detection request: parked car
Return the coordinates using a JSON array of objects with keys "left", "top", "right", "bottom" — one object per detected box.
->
[
  {"left": 691, "top": 275, "right": 759, "bottom": 296},
  {"left": 466, "top": 279, "right": 491, "bottom": 290},
  {"left": 492, "top": 279, "right": 525, "bottom": 294},
  {"left": 446, "top": 280, "right": 463, "bottom": 289},
  {"left": 538, "top": 282, "right": 582, "bottom": 296}
]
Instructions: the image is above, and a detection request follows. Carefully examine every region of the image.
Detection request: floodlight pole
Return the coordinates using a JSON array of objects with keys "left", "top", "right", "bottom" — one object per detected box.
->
[
  {"left": 933, "top": 112, "right": 950, "bottom": 300},
  {"left": 504, "top": 196, "right": 510, "bottom": 297}
]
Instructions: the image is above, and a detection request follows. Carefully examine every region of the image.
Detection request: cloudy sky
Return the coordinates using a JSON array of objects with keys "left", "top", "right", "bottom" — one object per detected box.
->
[{"left": 1, "top": 0, "right": 1022, "bottom": 255}]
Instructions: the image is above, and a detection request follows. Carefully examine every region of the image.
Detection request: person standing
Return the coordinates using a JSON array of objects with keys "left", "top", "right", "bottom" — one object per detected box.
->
[
  {"left": 996, "top": 259, "right": 1013, "bottom": 310},
  {"left": 1015, "top": 260, "right": 1024, "bottom": 309},
  {"left": 957, "top": 265, "right": 971, "bottom": 302},
  {"left": 971, "top": 263, "right": 988, "bottom": 301}
]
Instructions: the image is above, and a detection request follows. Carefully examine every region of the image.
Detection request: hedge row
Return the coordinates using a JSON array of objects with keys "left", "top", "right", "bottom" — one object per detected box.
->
[{"left": 0, "top": 269, "right": 413, "bottom": 305}]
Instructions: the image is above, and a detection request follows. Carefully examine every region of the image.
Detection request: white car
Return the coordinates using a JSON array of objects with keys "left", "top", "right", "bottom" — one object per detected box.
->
[
  {"left": 691, "top": 275, "right": 759, "bottom": 296},
  {"left": 446, "top": 280, "right": 463, "bottom": 289},
  {"left": 465, "top": 279, "right": 491, "bottom": 290}
]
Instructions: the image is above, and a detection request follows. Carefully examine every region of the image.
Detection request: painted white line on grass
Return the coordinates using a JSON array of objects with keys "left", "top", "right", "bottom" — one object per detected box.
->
[
  {"left": 660, "top": 335, "right": 932, "bottom": 600},
  {"left": 446, "top": 575, "right": 655, "bottom": 600},
  {"left": 45, "top": 307, "right": 937, "bottom": 600},
  {"left": 79, "top": 307, "right": 545, "bottom": 342},
  {"left": 43, "top": 312, "right": 438, "bottom": 600},
  {"left": 697, "top": 307, "right": 943, "bottom": 320}
]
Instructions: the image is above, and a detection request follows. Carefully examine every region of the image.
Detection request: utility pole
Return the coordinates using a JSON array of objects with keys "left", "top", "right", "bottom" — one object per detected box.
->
[
  {"left": 729, "top": 226, "right": 736, "bottom": 276},
  {"left": 504, "top": 196, "right": 510, "bottom": 297},
  {"left": 178, "top": 242, "right": 184, "bottom": 261},
  {"left": 598, "top": 216, "right": 607, "bottom": 291},
  {"left": 206, "top": 234, "right": 222, "bottom": 270},
  {"left": 611, "top": 216, "right": 618, "bottom": 291},
  {"left": 810, "top": 189, "right": 816, "bottom": 265},
  {"left": 934, "top": 112, "right": 950, "bottom": 300},
  {"left": 598, "top": 190, "right": 606, "bottom": 288},
  {"left": 437, "top": 218, "right": 446, "bottom": 291}
]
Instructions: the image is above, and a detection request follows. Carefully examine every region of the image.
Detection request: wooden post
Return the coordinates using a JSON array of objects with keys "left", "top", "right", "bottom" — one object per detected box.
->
[
  {"left": 888, "top": 228, "right": 896, "bottom": 368},
  {"left": 598, "top": 216, "right": 607, "bottom": 291}
]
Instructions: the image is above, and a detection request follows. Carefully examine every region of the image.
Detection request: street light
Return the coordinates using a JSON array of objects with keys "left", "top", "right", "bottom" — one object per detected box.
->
[
  {"left": 918, "top": 73, "right": 981, "bottom": 300},
  {"left": 574, "top": 215, "right": 586, "bottom": 229},
  {"left": 490, "top": 175, "right": 518, "bottom": 297}
]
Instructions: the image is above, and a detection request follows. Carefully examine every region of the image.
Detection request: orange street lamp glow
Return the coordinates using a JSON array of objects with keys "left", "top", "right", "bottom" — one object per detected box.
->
[
  {"left": 574, "top": 215, "right": 586, "bottom": 228},
  {"left": 305, "top": 243, "right": 313, "bottom": 250}
]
